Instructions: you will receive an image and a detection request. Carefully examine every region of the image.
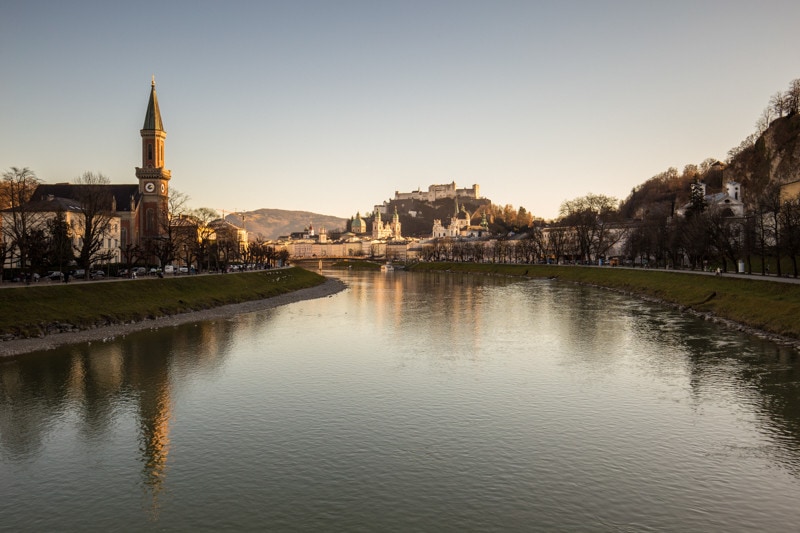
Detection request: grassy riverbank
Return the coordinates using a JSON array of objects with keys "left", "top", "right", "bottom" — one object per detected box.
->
[
  {"left": 407, "top": 262, "right": 800, "bottom": 341},
  {"left": 0, "top": 267, "right": 325, "bottom": 339}
]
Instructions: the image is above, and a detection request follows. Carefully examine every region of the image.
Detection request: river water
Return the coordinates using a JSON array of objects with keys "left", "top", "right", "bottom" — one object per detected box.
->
[{"left": 2, "top": 270, "right": 800, "bottom": 531}]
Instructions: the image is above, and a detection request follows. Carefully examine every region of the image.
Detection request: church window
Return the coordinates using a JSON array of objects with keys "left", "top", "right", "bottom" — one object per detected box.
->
[
  {"left": 146, "top": 208, "right": 155, "bottom": 231},
  {"left": 148, "top": 144, "right": 153, "bottom": 161}
]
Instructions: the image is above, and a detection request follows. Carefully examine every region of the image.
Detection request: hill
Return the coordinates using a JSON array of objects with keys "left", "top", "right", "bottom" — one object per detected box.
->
[
  {"left": 225, "top": 209, "right": 348, "bottom": 240},
  {"left": 621, "top": 113, "right": 800, "bottom": 220},
  {"left": 724, "top": 113, "right": 800, "bottom": 195}
]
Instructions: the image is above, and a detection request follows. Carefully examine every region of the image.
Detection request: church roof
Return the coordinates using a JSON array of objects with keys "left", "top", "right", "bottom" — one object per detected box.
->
[
  {"left": 32, "top": 184, "right": 141, "bottom": 212},
  {"left": 142, "top": 77, "right": 164, "bottom": 131},
  {"left": 3, "top": 195, "right": 82, "bottom": 213}
]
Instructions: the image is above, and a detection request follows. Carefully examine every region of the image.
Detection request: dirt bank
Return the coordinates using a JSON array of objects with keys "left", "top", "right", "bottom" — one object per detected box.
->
[{"left": 1, "top": 277, "right": 347, "bottom": 358}]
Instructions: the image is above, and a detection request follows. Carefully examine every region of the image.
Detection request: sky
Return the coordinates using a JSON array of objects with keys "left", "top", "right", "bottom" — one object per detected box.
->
[{"left": 2, "top": 1, "right": 800, "bottom": 220}]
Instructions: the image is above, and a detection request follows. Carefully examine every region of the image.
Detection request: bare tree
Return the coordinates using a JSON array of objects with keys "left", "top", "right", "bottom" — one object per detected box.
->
[
  {"left": 147, "top": 188, "right": 191, "bottom": 269},
  {"left": 558, "top": 193, "right": 620, "bottom": 263},
  {"left": 786, "top": 78, "right": 800, "bottom": 116},
  {"left": 755, "top": 106, "right": 774, "bottom": 136},
  {"left": 0, "top": 167, "right": 44, "bottom": 282},
  {"left": 73, "top": 172, "right": 116, "bottom": 276},
  {"left": 191, "top": 207, "right": 220, "bottom": 272},
  {"left": 770, "top": 91, "right": 788, "bottom": 118}
]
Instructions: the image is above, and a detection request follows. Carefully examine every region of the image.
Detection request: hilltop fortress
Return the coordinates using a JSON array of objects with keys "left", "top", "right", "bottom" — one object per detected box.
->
[{"left": 393, "top": 182, "right": 480, "bottom": 203}]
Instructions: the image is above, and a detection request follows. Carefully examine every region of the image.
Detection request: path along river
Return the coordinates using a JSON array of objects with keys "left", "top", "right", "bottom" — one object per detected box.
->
[{"left": 1, "top": 269, "right": 800, "bottom": 531}]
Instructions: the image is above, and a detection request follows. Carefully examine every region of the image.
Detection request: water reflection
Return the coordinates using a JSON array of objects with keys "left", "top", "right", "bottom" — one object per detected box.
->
[
  {"left": 0, "top": 316, "right": 252, "bottom": 517},
  {"left": 2, "top": 270, "right": 800, "bottom": 529}
]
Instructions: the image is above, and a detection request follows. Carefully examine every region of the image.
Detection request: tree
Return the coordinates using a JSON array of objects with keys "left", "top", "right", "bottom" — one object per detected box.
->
[
  {"left": 46, "top": 208, "right": 74, "bottom": 273},
  {"left": 779, "top": 193, "right": 800, "bottom": 277},
  {"left": 786, "top": 78, "right": 800, "bottom": 116},
  {"left": 770, "top": 91, "right": 788, "bottom": 118},
  {"left": 190, "top": 207, "right": 220, "bottom": 272},
  {"left": 558, "top": 193, "right": 620, "bottom": 262},
  {"left": 147, "top": 188, "right": 191, "bottom": 269},
  {"left": 0, "top": 167, "right": 43, "bottom": 282},
  {"left": 755, "top": 106, "right": 774, "bottom": 136},
  {"left": 73, "top": 172, "right": 116, "bottom": 276}
]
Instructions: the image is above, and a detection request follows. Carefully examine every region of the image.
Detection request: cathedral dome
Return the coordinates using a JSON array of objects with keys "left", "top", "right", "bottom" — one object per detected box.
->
[{"left": 352, "top": 212, "right": 367, "bottom": 233}]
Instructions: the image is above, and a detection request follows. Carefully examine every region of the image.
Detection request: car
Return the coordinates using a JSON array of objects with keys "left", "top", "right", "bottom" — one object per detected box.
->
[
  {"left": 117, "top": 269, "right": 129, "bottom": 277},
  {"left": 90, "top": 270, "right": 105, "bottom": 279},
  {"left": 179, "top": 266, "right": 189, "bottom": 274},
  {"left": 73, "top": 269, "right": 86, "bottom": 278},
  {"left": 47, "top": 271, "right": 64, "bottom": 281}
]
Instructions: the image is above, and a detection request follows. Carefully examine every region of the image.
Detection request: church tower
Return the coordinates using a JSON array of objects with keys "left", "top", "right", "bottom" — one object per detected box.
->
[{"left": 136, "top": 77, "right": 172, "bottom": 238}]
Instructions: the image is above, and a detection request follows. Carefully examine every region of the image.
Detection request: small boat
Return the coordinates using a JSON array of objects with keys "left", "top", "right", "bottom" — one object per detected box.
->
[{"left": 380, "top": 263, "right": 394, "bottom": 272}]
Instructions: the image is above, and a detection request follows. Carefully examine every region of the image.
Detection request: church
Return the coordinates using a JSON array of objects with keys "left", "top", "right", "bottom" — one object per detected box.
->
[{"left": 26, "top": 78, "right": 173, "bottom": 262}]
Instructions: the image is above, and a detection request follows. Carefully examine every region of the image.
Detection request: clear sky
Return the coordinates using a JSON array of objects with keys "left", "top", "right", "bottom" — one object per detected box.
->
[{"left": 2, "top": 1, "right": 799, "bottom": 220}]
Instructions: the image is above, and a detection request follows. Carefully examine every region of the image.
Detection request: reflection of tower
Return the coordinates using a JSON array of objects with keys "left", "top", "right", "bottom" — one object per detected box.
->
[{"left": 135, "top": 357, "right": 173, "bottom": 519}]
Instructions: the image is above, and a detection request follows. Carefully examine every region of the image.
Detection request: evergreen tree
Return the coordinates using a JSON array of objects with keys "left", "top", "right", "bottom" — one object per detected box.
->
[{"left": 47, "top": 208, "right": 74, "bottom": 273}]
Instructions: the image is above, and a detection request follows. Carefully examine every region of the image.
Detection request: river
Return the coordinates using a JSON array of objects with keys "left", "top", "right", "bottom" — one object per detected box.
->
[{"left": 1, "top": 269, "right": 800, "bottom": 531}]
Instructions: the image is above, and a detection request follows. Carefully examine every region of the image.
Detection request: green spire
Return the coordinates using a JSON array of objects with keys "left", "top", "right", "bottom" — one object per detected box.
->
[{"left": 142, "top": 76, "right": 164, "bottom": 131}]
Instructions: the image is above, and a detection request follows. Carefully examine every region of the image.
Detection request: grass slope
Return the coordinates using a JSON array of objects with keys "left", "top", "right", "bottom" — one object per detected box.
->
[
  {"left": 407, "top": 262, "right": 800, "bottom": 340},
  {"left": 0, "top": 268, "right": 325, "bottom": 338}
]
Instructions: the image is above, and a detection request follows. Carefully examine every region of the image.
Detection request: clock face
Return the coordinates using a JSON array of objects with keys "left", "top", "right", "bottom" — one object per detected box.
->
[
  {"left": 144, "top": 182, "right": 155, "bottom": 193},
  {"left": 160, "top": 183, "right": 166, "bottom": 194}
]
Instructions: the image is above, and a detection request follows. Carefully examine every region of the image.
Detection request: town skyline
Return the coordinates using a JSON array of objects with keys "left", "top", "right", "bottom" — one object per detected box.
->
[{"left": 3, "top": 1, "right": 800, "bottom": 220}]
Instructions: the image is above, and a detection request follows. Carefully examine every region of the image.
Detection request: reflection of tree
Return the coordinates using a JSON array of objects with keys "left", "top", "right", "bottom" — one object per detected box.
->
[{"left": 0, "top": 316, "right": 245, "bottom": 519}]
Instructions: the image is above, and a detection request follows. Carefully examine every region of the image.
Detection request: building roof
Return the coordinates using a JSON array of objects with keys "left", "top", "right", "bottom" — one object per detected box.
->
[
  {"left": 142, "top": 77, "right": 164, "bottom": 131},
  {"left": 32, "top": 184, "right": 141, "bottom": 212},
  {"left": 2, "top": 195, "right": 82, "bottom": 213}
]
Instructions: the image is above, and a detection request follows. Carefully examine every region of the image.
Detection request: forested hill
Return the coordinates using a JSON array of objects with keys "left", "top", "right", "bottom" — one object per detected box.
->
[
  {"left": 225, "top": 209, "right": 348, "bottom": 240},
  {"left": 620, "top": 114, "right": 800, "bottom": 219}
]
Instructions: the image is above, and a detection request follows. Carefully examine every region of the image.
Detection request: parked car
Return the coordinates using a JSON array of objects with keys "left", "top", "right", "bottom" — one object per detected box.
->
[
  {"left": 133, "top": 267, "right": 147, "bottom": 275},
  {"left": 164, "top": 265, "right": 174, "bottom": 274},
  {"left": 90, "top": 270, "right": 105, "bottom": 279},
  {"left": 179, "top": 266, "right": 189, "bottom": 274},
  {"left": 47, "top": 271, "right": 64, "bottom": 281},
  {"left": 73, "top": 269, "right": 86, "bottom": 278},
  {"left": 117, "top": 269, "right": 129, "bottom": 277}
]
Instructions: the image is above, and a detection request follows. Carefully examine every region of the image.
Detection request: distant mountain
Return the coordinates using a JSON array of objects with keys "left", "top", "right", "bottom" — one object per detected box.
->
[{"left": 225, "top": 209, "right": 348, "bottom": 240}]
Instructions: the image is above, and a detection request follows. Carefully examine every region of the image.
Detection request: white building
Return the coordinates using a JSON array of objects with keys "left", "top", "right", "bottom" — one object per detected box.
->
[{"left": 394, "top": 182, "right": 480, "bottom": 203}]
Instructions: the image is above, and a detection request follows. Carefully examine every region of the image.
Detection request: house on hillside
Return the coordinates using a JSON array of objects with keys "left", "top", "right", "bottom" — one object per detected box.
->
[{"left": 675, "top": 180, "right": 744, "bottom": 217}]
